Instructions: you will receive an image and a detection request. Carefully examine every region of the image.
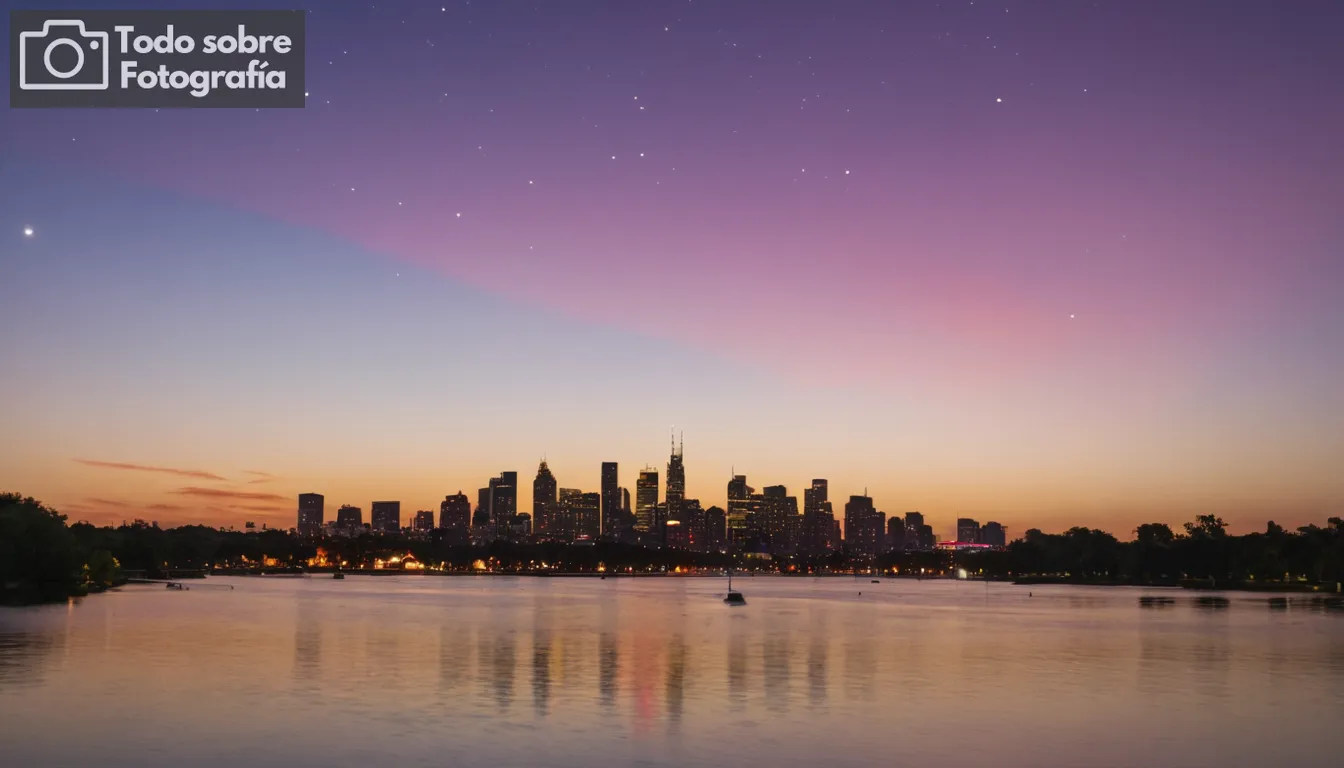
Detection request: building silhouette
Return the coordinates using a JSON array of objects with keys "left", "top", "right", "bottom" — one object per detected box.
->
[
  {"left": 413, "top": 510, "right": 435, "bottom": 532},
  {"left": 635, "top": 467, "right": 659, "bottom": 533},
  {"left": 675, "top": 498, "right": 706, "bottom": 550},
  {"left": 533, "top": 460, "right": 558, "bottom": 537},
  {"left": 335, "top": 504, "right": 362, "bottom": 530},
  {"left": 982, "top": 521, "right": 1007, "bottom": 548},
  {"left": 726, "top": 474, "right": 753, "bottom": 545},
  {"left": 371, "top": 500, "right": 401, "bottom": 533},
  {"left": 297, "top": 493, "right": 324, "bottom": 536},
  {"left": 886, "top": 516, "right": 906, "bottom": 552},
  {"left": 758, "top": 485, "right": 799, "bottom": 554},
  {"left": 474, "top": 487, "right": 491, "bottom": 529},
  {"left": 801, "top": 479, "right": 834, "bottom": 556},
  {"left": 957, "top": 518, "right": 981, "bottom": 544},
  {"left": 704, "top": 505, "right": 728, "bottom": 552},
  {"left": 904, "top": 512, "right": 934, "bottom": 551},
  {"left": 566, "top": 490, "right": 601, "bottom": 540},
  {"left": 666, "top": 432, "right": 685, "bottom": 508},
  {"left": 844, "top": 494, "right": 885, "bottom": 558},
  {"left": 487, "top": 471, "right": 518, "bottom": 540},
  {"left": 439, "top": 493, "right": 471, "bottom": 532},
  {"left": 601, "top": 462, "right": 619, "bottom": 537}
]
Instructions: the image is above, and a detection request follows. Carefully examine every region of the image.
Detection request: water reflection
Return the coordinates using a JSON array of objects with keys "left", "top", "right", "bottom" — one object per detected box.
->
[
  {"left": 0, "top": 632, "right": 57, "bottom": 689},
  {"left": 665, "top": 633, "right": 686, "bottom": 729},
  {"left": 1, "top": 579, "right": 1342, "bottom": 768},
  {"left": 292, "top": 597, "right": 321, "bottom": 691}
]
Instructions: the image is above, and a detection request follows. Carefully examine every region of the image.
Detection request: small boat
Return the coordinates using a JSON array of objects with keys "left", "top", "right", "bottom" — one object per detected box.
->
[
  {"left": 332, "top": 572, "right": 345, "bottom": 580},
  {"left": 724, "top": 569, "right": 746, "bottom": 605},
  {"left": 165, "top": 582, "right": 185, "bottom": 591},
  {"left": 871, "top": 579, "right": 880, "bottom": 584}
]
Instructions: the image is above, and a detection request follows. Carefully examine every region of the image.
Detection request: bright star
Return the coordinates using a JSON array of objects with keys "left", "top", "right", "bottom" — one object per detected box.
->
[
  {"left": 23, "top": 227, "right": 34, "bottom": 237},
  {"left": 996, "top": 98, "right": 1002, "bottom": 103}
]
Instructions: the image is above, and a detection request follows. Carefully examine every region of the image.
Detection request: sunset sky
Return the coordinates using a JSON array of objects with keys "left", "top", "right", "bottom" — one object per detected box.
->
[{"left": 3, "top": 0, "right": 1342, "bottom": 538}]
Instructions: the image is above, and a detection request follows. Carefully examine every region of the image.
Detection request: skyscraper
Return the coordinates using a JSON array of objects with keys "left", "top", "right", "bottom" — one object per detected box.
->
[
  {"left": 533, "top": 460, "right": 558, "bottom": 537},
  {"left": 413, "top": 510, "right": 435, "bottom": 532},
  {"left": 704, "top": 505, "right": 727, "bottom": 552},
  {"left": 678, "top": 498, "right": 705, "bottom": 550},
  {"left": 601, "top": 462, "right": 619, "bottom": 536},
  {"left": 886, "top": 516, "right": 906, "bottom": 552},
  {"left": 957, "top": 518, "right": 981, "bottom": 544},
  {"left": 556, "top": 487, "right": 583, "bottom": 541},
  {"left": 844, "top": 494, "right": 885, "bottom": 558},
  {"left": 726, "top": 474, "right": 753, "bottom": 544},
  {"left": 488, "top": 471, "right": 518, "bottom": 539},
  {"left": 297, "top": 493, "right": 324, "bottom": 536},
  {"left": 636, "top": 466, "right": 659, "bottom": 532},
  {"left": 666, "top": 432, "right": 685, "bottom": 507},
  {"left": 474, "top": 487, "right": 491, "bottom": 529},
  {"left": 567, "top": 491, "right": 601, "bottom": 540},
  {"left": 336, "top": 504, "right": 362, "bottom": 530},
  {"left": 371, "top": 501, "right": 401, "bottom": 533},
  {"left": 758, "top": 485, "right": 799, "bottom": 554},
  {"left": 439, "top": 493, "right": 471, "bottom": 531},
  {"left": 982, "top": 521, "right": 1007, "bottom": 548},
  {"left": 904, "top": 512, "right": 930, "bottom": 551},
  {"left": 801, "top": 479, "right": 834, "bottom": 556}
]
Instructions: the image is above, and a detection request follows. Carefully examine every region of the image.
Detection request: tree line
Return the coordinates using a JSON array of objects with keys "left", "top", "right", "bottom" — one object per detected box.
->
[
  {"left": 963, "top": 515, "right": 1344, "bottom": 587},
  {"left": 4, "top": 491, "right": 1342, "bottom": 603}
]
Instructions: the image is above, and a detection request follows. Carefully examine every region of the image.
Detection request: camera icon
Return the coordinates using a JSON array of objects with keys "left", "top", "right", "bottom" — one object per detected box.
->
[{"left": 18, "top": 20, "right": 110, "bottom": 90}]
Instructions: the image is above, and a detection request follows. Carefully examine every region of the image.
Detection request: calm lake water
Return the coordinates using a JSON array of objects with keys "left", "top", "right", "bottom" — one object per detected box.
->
[{"left": 1, "top": 576, "right": 1341, "bottom": 767}]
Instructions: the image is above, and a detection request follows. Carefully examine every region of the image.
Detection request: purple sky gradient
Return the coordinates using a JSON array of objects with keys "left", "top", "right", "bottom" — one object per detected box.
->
[{"left": 3, "top": 0, "right": 1342, "bottom": 536}]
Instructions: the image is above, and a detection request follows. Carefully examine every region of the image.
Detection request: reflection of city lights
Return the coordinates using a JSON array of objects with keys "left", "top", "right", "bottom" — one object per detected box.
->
[
  {"left": 957, "top": 568, "right": 968, "bottom": 579},
  {"left": 472, "top": 559, "right": 488, "bottom": 571}
]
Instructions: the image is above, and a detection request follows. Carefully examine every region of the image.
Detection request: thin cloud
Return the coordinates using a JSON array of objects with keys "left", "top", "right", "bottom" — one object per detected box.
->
[
  {"left": 172, "top": 487, "right": 288, "bottom": 502},
  {"left": 86, "top": 497, "right": 133, "bottom": 508},
  {"left": 230, "top": 503, "right": 292, "bottom": 513},
  {"left": 146, "top": 503, "right": 185, "bottom": 511},
  {"left": 75, "top": 459, "right": 227, "bottom": 482},
  {"left": 245, "top": 470, "right": 276, "bottom": 484}
]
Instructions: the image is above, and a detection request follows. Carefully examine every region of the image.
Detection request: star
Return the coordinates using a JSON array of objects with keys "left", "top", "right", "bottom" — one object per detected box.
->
[
  {"left": 996, "top": 97, "right": 1002, "bottom": 103},
  {"left": 1069, "top": 314, "right": 1076, "bottom": 319},
  {"left": 23, "top": 226, "right": 34, "bottom": 237},
  {"left": 455, "top": 212, "right": 462, "bottom": 217}
]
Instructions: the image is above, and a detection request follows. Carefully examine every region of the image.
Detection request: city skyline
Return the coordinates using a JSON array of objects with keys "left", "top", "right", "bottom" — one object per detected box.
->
[
  {"left": 5, "top": 1, "right": 1342, "bottom": 537},
  {"left": 35, "top": 431, "right": 1307, "bottom": 543}
]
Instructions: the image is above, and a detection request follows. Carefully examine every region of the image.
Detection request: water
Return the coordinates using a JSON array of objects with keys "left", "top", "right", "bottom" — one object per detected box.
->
[{"left": 1, "top": 577, "right": 1340, "bottom": 767}]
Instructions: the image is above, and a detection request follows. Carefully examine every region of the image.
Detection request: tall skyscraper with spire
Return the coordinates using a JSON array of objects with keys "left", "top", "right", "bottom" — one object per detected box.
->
[{"left": 666, "top": 431, "right": 685, "bottom": 508}]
